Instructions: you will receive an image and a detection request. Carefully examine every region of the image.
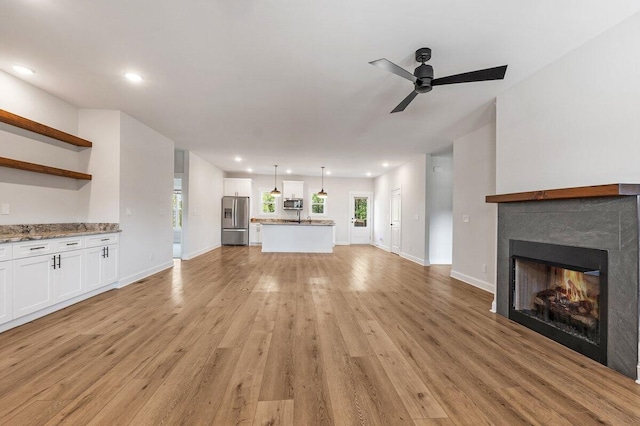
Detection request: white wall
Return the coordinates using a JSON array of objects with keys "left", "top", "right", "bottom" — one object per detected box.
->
[
  {"left": 374, "top": 155, "right": 428, "bottom": 265},
  {"left": 374, "top": 154, "right": 453, "bottom": 266},
  {"left": 228, "top": 172, "right": 374, "bottom": 245},
  {"left": 78, "top": 109, "right": 121, "bottom": 223},
  {"left": 496, "top": 12, "right": 640, "bottom": 193},
  {"left": 118, "top": 112, "right": 174, "bottom": 286},
  {"left": 0, "top": 71, "right": 77, "bottom": 132},
  {"left": 427, "top": 155, "right": 453, "bottom": 264},
  {"left": 182, "top": 151, "right": 224, "bottom": 259},
  {"left": 0, "top": 70, "right": 86, "bottom": 224},
  {"left": 451, "top": 123, "right": 497, "bottom": 293}
]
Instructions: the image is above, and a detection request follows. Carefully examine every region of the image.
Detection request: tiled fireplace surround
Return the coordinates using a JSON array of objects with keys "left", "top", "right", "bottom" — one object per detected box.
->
[{"left": 488, "top": 184, "right": 640, "bottom": 380}]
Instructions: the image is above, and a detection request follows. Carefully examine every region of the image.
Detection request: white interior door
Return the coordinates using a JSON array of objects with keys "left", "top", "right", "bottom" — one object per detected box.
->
[
  {"left": 390, "top": 189, "right": 401, "bottom": 254},
  {"left": 349, "top": 192, "right": 372, "bottom": 244}
]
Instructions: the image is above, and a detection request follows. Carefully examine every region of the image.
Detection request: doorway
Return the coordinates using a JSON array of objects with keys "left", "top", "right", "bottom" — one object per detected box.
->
[
  {"left": 173, "top": 178, "right": 183, "bottom": 258},
  {"left": 349, "top": 191, "right": 373, "bottom": 244},
  {"left": 390, "top": 188, "right": 401, "bottom": 254}
]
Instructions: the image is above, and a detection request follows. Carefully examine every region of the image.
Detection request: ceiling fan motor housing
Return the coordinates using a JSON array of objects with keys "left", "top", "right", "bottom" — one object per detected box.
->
[{"left": 414, "top": 63, "right": 433, "bottom": 93}]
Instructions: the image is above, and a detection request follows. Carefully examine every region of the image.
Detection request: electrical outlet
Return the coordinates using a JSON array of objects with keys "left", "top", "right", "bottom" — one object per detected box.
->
[
  {"left": 149, "top": 252, "right": 154, "bottom": 261},
  {"left": 482, "top": 264, "right": 487, "bottom": 273},
  {"left": 1, "top": 203, "right": 9, "bottom": 215},
  {"left": 462, "top": 214, "right": 470, "bottom": 223}
]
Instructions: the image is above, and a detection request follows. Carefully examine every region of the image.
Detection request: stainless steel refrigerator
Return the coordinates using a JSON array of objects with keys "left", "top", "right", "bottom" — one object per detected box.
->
[{"left": 221, "top": 196, "right": 250, "bottom": 245}]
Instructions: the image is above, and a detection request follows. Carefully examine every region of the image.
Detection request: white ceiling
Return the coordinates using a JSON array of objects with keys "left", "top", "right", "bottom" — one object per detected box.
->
[{"left": 2, "top": 1, "right": 639, "bottom": 177}]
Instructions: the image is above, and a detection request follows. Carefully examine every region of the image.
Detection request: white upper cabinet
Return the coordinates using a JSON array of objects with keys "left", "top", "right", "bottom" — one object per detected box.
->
[
  {"left": 282, "top": 180, "right": 304, "bottom": 199},
  {"left": 224, "top": 178, "right": 252, "bottom": 197}
]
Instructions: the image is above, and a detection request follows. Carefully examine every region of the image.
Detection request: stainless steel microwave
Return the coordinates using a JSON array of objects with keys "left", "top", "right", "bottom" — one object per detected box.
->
[{"left": 283, "top": 198, "right": 303, "bottom": 210}]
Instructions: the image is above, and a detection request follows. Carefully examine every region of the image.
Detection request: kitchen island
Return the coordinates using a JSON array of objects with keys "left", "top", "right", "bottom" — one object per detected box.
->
[{"left": 257, "top": 219, "right": 335, "bottom": 253}]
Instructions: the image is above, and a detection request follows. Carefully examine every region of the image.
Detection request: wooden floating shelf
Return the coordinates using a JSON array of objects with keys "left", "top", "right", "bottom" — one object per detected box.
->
[
  {"left": 486, "top": 183, "right": 640, "bottom": 203},
  {"left": 0, "top": 108, "right": 92, "bottom": 148},
  {"left": 0, "top": 157, "right": 92, "bottom": 180}
]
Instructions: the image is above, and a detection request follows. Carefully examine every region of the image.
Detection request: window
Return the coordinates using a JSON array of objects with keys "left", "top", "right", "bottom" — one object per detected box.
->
[
  {"left": 172, "top": 190, "right": 183, "bottom": 229},
  {"left": 310, "top": 191, "right": 327, "bottom": 216},
  {"left": 260, "top": 190, "right": 277, "bottom": 215}
]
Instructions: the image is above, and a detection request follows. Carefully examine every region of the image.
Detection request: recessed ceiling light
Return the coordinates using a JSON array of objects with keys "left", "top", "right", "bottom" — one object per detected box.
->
[
  {"left": 247, "top": 168, "right": 253, "bottom": 173},
  {"left": 382, "top": 162, "right": 389, "bottom": 168},
  {"left": 286, "top": 169, "right": 292, "bottom": 174},
  {"left": 12, "top": 65, "right": 35, "bottom": 75},
  {"left": 124, "top": 72, "right": 143, "bottom": 83},
  {"left": 366, "top": 172, "right": 372, "bottom": 177},
  {"left": 234, "top": 156, "right": 242, "bottom": 162}
]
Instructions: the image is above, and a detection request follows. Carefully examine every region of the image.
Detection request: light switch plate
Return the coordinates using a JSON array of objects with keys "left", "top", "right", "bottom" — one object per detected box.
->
[
  {"left": 1, "top": 203, "right": 9, "bottom": 215},
  {"left": 462, "top": 214, "right": 470, "bottom": 223}
]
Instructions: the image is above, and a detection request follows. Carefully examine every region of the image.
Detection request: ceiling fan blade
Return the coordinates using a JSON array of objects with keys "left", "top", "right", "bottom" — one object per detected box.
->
[
  {"left": 431, "top": 65, "right": 507, "bottom": 86},
  {"left": 369, "top": 58, "right": 417, "bottom": 83},
  {"left": 391, "top": 91, "right": 419, "bottom": 113}
]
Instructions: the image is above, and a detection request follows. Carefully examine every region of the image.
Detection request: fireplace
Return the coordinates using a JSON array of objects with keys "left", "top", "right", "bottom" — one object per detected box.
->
[
  {"left": 488, "top": 184, "right": 640, "bottom": 379},
  {"left": 509, "top": 240, "right": 608, "bottom": 363}
]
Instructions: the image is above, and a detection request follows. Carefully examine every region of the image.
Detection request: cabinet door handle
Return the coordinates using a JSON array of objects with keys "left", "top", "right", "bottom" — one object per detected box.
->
[
  {"left": 57, "top": 254, "right": 61, "bottom": 269},
  {"left": 106, "top": 246, "right": 109, "bottom": 258},
  {"left": 102, "top": 247, "right": 106, "bottom": 258},
  {"left": 30, "top": 246, "right": 46, "bottom": 251},
  {"left": 52, "top": 255, "right": 57, "bottom": 269}
]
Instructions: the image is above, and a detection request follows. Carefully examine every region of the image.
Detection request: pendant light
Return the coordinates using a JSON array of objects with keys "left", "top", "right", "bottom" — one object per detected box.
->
[
  {"left": 317, "top": 166, "right": 328, "bottom": 199},
  {"left": 270, "top": 165, "right": 282, "bottom": 197}
]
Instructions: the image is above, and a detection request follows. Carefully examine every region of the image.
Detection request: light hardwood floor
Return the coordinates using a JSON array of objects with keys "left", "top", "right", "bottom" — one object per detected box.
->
[{"left": 1, "top": 245, "right": 640, "bottom": 425}]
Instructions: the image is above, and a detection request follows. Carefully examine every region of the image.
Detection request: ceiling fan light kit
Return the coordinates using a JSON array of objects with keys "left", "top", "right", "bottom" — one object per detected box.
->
[{"left": 370, "top": 47, "right": 508, "bottom": 113}]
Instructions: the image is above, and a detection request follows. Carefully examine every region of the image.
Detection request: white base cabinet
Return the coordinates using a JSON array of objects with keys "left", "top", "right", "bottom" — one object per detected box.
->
[
  {"left": 0, "top": 260, "right": 13, "bottom": 325},
  {"left": 249, "top": 223, "right": 262, "bottom": 244},
  {"left": 85, "top": 244, "right": 119, "bottom": 291},
  {"left": 12, "top": 253, "right": 55, "bottom": 318},
  {"left": 54, "top": 249, "right": 85, "bottom": 302},
  {"left": 85, "top": 233, "right": 119, "bottom": 292},
  {"left": 0, "top": 232, "right": 120, "bottom": 333}
]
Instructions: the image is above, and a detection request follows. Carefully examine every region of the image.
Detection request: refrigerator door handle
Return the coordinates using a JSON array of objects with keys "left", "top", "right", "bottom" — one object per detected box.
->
[{"left": 234, "top": 198, "right": 237, "bottom": 227}]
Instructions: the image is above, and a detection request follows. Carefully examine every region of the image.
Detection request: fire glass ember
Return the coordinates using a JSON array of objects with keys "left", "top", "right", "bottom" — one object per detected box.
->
[{"left": 513, "top": 259, "right": 600, "bottom": 344}]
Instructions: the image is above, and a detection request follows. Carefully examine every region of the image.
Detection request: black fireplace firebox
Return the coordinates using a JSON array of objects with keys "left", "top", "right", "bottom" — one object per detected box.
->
[{"left": 509, "top": 240, "right": 608, "bottom": 364}]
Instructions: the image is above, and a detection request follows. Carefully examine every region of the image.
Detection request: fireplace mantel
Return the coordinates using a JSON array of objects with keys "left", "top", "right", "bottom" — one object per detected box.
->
[{"left": 486, "top": 183, "right": 640, "bottom": 203}]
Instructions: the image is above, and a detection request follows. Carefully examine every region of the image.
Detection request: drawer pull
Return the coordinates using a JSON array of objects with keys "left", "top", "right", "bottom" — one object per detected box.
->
[
  {"left": 66, "top": 242, "right": 79, "bottom": 246},
  {"left": 101, "top": 238, "right": 110, "bottom": 241},
  {"left": 30, "top": 246, "right": 46, "bottom": 251}
]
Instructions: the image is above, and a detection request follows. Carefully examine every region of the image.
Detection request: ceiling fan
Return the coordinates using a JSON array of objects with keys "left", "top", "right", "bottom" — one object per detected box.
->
[{"left": 369, "top": 47, "right": 507, "bottom": 113}]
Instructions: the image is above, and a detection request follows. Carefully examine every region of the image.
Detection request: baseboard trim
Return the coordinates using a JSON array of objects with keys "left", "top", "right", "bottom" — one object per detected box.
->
[
  {"left": 183, "top": 243, "right": 221, "bottom": 260},
  {"left": 429, "top": 258, "right": 452, "bottom": 265},
  {"left": 374, "top": 243, "right": 390, "bottom": 252},
  {"left": 400, "top": 252, "right": 425, "bottom": 266},
  {"left": 118, "top": 260, "right": 174, "bottom": 288},
  {"left": 450, "top": 270, "right": 495, "bottom": 294}
]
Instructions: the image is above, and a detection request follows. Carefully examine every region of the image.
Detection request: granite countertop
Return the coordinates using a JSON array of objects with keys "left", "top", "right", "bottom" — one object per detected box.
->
[
  {"left": 0, "top": 223, "right": 120, "bottom": 243},
  {"left": 252, "top": 218, "right": 335, "bottom": 226}
]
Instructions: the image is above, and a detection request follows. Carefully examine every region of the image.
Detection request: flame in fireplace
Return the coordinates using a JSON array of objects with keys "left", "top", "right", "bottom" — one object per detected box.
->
[
  {"left": 562, "top": 270, "right": 588, "bottom": 301},
  {"left": 560, "top": 269, "right": 599, "bottom": 318}
]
